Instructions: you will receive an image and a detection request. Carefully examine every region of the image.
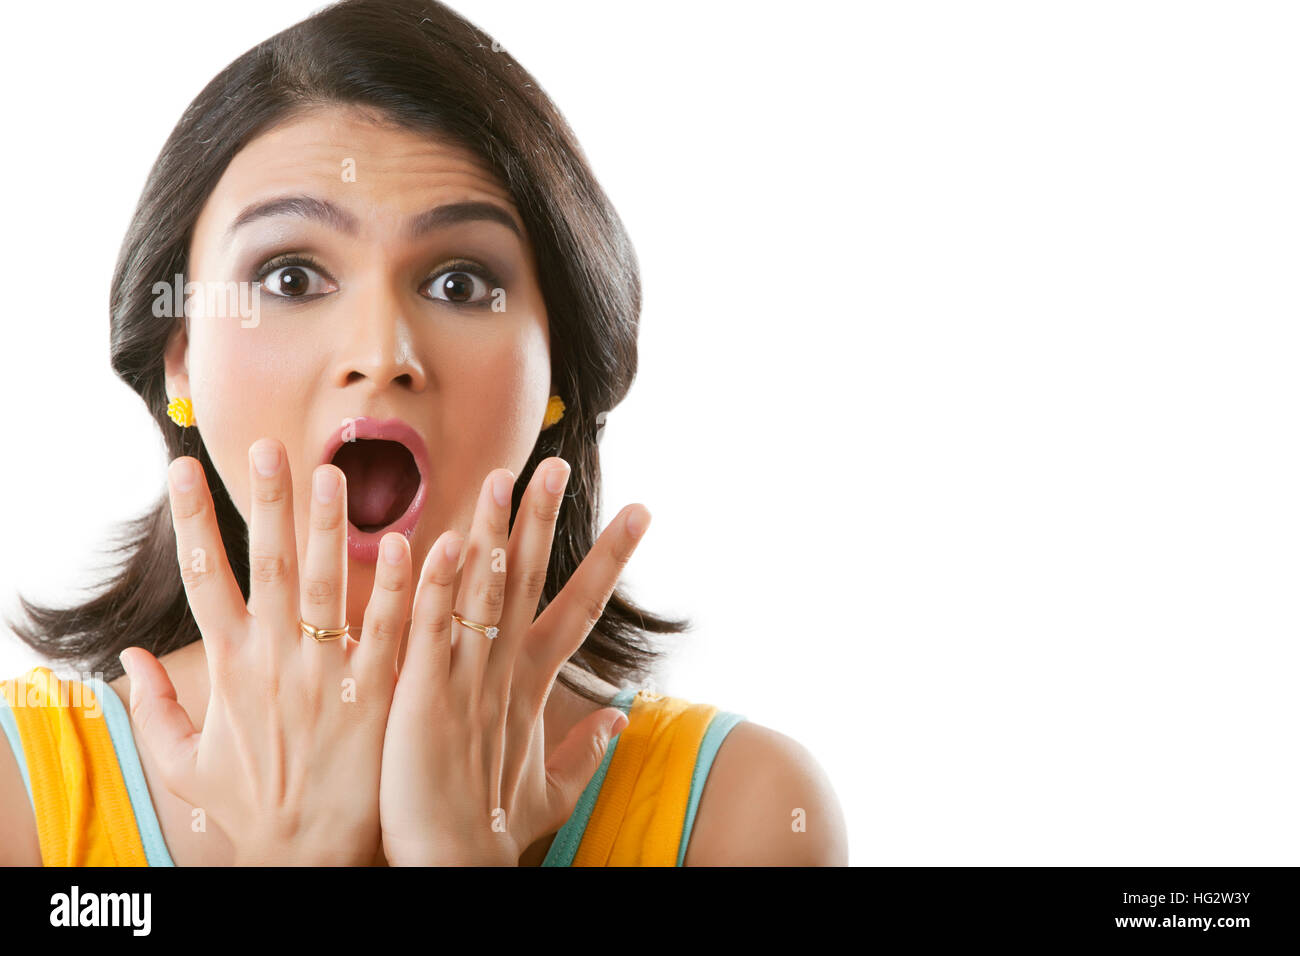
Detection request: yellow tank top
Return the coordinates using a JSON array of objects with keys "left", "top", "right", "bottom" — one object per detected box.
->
[{"left": 0, "top": 666, "right": 746, "bottom": 866}]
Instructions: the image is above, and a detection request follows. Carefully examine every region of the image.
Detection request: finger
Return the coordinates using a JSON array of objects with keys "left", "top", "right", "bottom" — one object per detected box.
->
[
  {"left": 355, "top": 531, "right": 412, "bottom": 685},
  {"left": 166, "top": 456, "right": 247, "bottom": 669},
  {"left": 119, "top": 647, "right": 200, "bottom": 804},
  {"left": 526, "top": 505, "right": 651, "bottom": 704},
  {"left": 246, "top": 439, "right": 300, "bottom": 651},
  {"left": 403, "top": 530, "right": 464, "bottom": 697},
  {"left": 485, "top": 457, "right": 569, "bottom": 695},
  {"left": 298, "top": 463, "right": 349, "bottom": 664},
  {"left": 491, "top": 459, "right": 568, "bottom": 798},
  {"left": 542, "top": 707, "right": 629, "bottom": 834},
  {"left": 449, "top": 468, "right": 514, "bottom": 696}
]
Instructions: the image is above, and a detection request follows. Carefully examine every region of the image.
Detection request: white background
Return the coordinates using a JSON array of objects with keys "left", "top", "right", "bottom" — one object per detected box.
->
[{"left": 2, "top": 1, "right": 1298, "bottom": 866}]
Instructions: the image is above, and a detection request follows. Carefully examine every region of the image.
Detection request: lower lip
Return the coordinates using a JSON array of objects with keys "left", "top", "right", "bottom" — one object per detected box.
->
[{"left": 346, "top": 474, "right": 429, "bottom": 563}]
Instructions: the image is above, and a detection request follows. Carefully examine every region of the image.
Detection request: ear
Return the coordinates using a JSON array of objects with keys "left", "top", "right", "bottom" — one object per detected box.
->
[{"left": 163, "top": 317, "right": 190, "bottom": 401}]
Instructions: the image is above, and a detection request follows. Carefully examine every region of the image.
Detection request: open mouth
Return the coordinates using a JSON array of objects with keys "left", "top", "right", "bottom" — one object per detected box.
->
[{"left": 330, "top": 439, "right": 422, "bottom": 533}]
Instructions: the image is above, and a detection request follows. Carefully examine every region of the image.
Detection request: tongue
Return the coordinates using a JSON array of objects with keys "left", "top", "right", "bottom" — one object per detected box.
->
[
  {"left": 333, "top": 440, "right": 419, "bottom": 531},
  {"left": 351, "top": 472, "right": 404, "bottom": 529}
]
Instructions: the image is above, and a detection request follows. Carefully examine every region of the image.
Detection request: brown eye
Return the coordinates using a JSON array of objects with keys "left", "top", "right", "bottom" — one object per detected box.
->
[
  {"left": 255, "top": 255, "right": 332, "bottom": 298},
  {"left": 425, "top": 267, "right": 493, "bottom": 305},
  {"left": 269, "top": 265, "right": 311, "bottom": 296},
  {"left": 439, "top": 272, "right": 474, "bottom": 301}
]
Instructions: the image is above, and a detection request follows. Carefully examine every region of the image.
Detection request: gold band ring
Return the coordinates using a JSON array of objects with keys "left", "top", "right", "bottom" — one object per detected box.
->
[
  {"left": 299, "top": 619, "right": 350, "bottom": 642},
  {"left": 451, "top": 611, "right": 500, "bottom": 640}
]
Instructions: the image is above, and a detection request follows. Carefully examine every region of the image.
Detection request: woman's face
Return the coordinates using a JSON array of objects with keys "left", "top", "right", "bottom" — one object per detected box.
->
[{"left": 165, "top": 103, "right": 551, "bottom": 638}]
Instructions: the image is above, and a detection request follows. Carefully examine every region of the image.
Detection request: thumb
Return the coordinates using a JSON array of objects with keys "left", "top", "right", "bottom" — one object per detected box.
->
[
  {"left": 543, "top": 707, "right": 629, "bottom": 823},
  {"left": 119, "top": 647, "right": 199, "bottom": 800}
]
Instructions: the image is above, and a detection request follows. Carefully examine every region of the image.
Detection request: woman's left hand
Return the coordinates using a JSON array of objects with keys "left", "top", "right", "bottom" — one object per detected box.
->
[{"left": 378, "top": 457, "right": 648, "bottom": 866}]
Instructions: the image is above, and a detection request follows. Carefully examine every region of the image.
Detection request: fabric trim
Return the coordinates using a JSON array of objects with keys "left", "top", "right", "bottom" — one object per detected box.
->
[
  {"left": 0, "top": 667, "right": 149, "bottom": 865},
  {"left": 89, "top": 678, "right": 176, "bottom": 867},
  {"left": 676, "top": 709, "right": 747, "bottom": 865}
]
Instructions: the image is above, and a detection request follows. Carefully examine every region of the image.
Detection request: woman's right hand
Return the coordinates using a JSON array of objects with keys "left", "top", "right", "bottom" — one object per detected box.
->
[{"left": 119, "top": 438, "right": 409, "bottom": 865}]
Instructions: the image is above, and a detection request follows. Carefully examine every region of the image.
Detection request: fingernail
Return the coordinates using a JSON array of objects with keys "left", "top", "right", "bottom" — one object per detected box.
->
[
  {"left": 253, "top": 441, "right": 280, "bottom": 477},
  {"left": 443, "top": 536, "right": 462, "bottom": 562},
  {"left": 544, "top": 462, "right": 569, "bottom": 496},
  {"left": 382, "top": 535, "right": 404, "bottom": 565},
  {"left": 314, "top": 467, "right": 339, "bottom": 503},
  {"left": 625, "top": 508, "right": 649, "bottom": 539},
  {"left": 492, "top": 471, "right": 514, "bottom": 507},
  {"left": 170, "top": 459, "right": 197, "bottom": 492},
  {"left": 608, "top": 713, "right": 629, "bottom": 738}
]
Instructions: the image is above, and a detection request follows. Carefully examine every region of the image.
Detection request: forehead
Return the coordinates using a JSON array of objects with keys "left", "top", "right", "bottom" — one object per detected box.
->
[{"left": 192, "top": 103, "right": 524, "bottom": 245}]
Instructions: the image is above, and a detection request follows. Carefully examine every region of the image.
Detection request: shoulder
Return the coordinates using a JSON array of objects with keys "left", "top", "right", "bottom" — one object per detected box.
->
[
  {"left": 683, "top": 717, "right": 848, "bottom": 866},
  {"left": 0, "top": 668, "right": 47, "bottom": 865}
]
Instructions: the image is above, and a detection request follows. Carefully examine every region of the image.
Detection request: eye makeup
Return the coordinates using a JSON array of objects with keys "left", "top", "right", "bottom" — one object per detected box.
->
[{"left": 248, "top": 251, "right": 507, "bottom": 306}]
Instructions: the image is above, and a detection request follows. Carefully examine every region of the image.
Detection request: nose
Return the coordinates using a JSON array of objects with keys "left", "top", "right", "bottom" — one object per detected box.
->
[{"left": 331, "top": 283, "right": 428, "bottom": 392}]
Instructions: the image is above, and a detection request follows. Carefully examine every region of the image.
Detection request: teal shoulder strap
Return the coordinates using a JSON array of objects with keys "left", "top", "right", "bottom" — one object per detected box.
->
[
  {"left": 540, "top": 687, "right": 748, "bottom": 867},
  {"left": 677, "top": 709, "right": 747, "bottom": 865},
  {"left": 90, "top": 679, "right": 176, "bottom": 867}
]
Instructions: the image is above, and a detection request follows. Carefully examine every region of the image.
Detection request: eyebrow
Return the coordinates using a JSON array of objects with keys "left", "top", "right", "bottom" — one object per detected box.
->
[{"left": 223, "top": 195, "right": 523, "bottom": 246}]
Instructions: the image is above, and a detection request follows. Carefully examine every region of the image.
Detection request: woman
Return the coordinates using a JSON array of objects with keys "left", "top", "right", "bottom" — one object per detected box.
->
[{"left": 0, "top": 0, "right": 846, "bottom": 866}]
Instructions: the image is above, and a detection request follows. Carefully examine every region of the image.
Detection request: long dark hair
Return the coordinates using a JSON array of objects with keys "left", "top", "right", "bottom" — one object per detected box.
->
[{"left": 5, "top": 0, "right": 689, "bottom": 704}]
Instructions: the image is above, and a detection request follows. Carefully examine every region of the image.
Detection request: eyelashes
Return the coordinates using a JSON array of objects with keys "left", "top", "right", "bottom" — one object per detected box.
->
[
  {"left": 423, "top": 259, "right": 503, "bottom": 307},
  {"left": 251, "top": 253, "right": 505, "bottom": 307},
  {"left": 253, "top": 253, "right": 332, "bottom": 298}
]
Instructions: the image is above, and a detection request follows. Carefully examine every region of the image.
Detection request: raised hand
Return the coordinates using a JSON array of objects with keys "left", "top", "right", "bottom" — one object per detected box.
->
[
  {"left": 120, "top": 439, "right": 408, "bottom": 865},
  {"left": 379, "top": 457, "right": 647, "bottom": 865}
]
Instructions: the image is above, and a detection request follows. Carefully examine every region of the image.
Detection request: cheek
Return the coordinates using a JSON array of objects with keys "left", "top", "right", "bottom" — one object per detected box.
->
[
  {"left": 187, "top": 327, "right": 309, "bottom": 516},
  {"left": 450, "top": 328, "right": 549, "bottom": 442},
  {"left": 434, "top": 326, "right": 550, "bottom": 507}
]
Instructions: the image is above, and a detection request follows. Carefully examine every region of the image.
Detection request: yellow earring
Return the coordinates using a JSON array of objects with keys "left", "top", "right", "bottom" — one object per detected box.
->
[
  {"left": 542, "top": 395, "right": 565, "bottom": 430},
  {"left": 167, "top": 396, "right": 195, "bottom": 428}
]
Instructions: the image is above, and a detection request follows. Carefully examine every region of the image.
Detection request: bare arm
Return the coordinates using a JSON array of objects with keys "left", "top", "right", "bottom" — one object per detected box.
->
[
  {"left": 0, "top": 727, "right": 42, "bottom": 865},
  {"left": 683, "top": 721, "right": 849, "bottom": 866}
]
